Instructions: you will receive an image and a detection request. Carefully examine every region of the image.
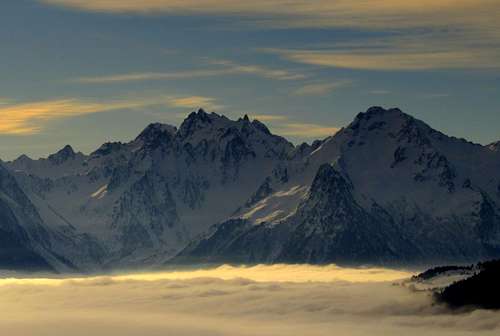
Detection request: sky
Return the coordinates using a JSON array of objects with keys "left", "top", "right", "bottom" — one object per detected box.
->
[{"left": 0, "top": 0, "right": 499, "bottom": 160}]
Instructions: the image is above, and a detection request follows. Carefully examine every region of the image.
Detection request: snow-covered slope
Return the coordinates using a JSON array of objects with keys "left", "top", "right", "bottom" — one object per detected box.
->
[
  {"left": 0, "top": 162, "right": 102, "bottom": 272},
  {"left": 0, "top": 163, "right": 54, "bottom": 271},
  {"left": 178, "top": 107, "right": 500, "bottom": 266},
  {"left": 6, "top": 109, "right": 295, "bottom": 270},
  {"left": 5, "top": 107, "right": 500, "bottom": 270}
]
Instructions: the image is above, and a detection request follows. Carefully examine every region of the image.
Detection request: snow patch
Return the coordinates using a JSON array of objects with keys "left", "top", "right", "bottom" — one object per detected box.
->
[{"left": 90, "top": 184, "right": 108, "bottom": 200}]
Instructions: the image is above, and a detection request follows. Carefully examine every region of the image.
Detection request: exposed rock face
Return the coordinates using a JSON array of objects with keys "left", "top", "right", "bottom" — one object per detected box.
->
[
  {"left": 111, "top": 171, "right": 182, "bottom": 259},
  {"left": 0, "top": 181, "right": 51, "bottom": 271},
  {"left": 48, "top": 145, "right": 78, "bottom": 165},
  {"left": 488, "top": 141, "right": 500, "bottom": 152},
  {"left": 5, "top": 110, "right": 295, "bottom": 270},
  {"left": 0, "top": 164, "right": 97, "bottom": 272},
  {"left": 3, "top": 107, "right": 500, "bottom": 271},
  {"left": 275, "top": 164, "right": 399, "bottom": 264},
  {"left": 177, "top": 107, "right": 500, "bottom": 266}
]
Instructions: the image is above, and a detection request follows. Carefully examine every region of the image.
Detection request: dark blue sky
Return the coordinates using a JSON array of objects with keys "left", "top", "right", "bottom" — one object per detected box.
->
[{"left": 1, "top": 0, "right": 499, "bottom": 159}]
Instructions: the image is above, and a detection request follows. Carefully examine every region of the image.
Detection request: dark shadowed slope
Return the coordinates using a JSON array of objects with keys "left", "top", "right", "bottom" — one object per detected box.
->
[
  {"left": 0, "top": 164, "right": 53, "bottom": 271},
  {"left": 176, "top": 107, "right": 500, "bottom": 266},
  {"left": 2, "top": 107, "right": 500, "bottom": 271}
]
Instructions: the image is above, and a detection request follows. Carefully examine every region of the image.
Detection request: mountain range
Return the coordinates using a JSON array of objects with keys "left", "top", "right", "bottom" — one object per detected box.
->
[{"left": 1, "top": 107, "right": 500, "bottom": 272}]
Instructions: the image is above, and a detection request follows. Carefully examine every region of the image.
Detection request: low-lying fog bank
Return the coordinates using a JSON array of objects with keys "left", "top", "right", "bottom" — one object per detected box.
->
[{"left": 0, "top": 264, "right": 498, "bottom": 336}]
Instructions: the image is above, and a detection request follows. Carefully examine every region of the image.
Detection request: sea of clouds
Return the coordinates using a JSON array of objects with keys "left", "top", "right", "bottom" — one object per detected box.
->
[{"left": 0, "top": 264, "right": 499, "bottom": 336}]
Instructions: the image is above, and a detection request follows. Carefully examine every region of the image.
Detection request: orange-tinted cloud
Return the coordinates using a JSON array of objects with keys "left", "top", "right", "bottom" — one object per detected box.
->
[
  {"left": 0, "top": 96, "right": 221, "bottom": 135},
  {"left": 39, "top": 1, "right": 500, "bottom": 31},
  {"left": 168, "top": 96, "right": 222, "bottom": 110},
  {"left": 249, "top": 114, "right": 339, "bottom": 138},
  {"left": 42, "top": 1, "right": 500, "bottom": 70},
  {"left": 274, "top": 123, "right": 339, "bottom": 138},
  {"left": 0, "top": 99, "right": 148, "bottom": 135},
  {"left": 293, "top": 81, "right": 351, "bottom": 96},
  {"left": 270, "top": 48, "right": 499, "bottom": 71},
  {"left": 75, "top": 60, "right": 305, "bottom": 84}
]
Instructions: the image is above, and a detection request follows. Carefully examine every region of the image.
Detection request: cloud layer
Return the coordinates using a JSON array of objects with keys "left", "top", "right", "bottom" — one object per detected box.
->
[
  {"left": 250, "top": 114, "right": 339, "bottom": 139},
  {"left": 75, "top": 60, "right": 305, "bottom": 84},
  {"left": 39, "top": 1, "right": 500, "bottom": 31},
  {"left": 0, "top": 95, "right": 338, "bottom": 140},
  {"left": 0, "top": 96, "right": 220, "bottom": 135},
  {"left": 1, "top": 264, "right": 499, "bottom": 336},
  {"left": 41, "top": 1, "right": 500, "bottom": 71}
]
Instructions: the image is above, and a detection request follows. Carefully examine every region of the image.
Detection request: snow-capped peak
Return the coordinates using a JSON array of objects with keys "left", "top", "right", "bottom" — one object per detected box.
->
[
  {"left": 5, "top": 106, "right": 499, "bottom": 271},
  {"left": 177, "top": 109, "right": 229, "bottom": 139},
  {"left": 12, "top": 154, "right": 32, "bottom": 165},
  {"left": 91, "top": 142, "right": 125, "bottom": 157},
  {"left": 488, "top": 141, "right": 500, "bottom": 152},
  {"left": 136, "top": 122, "right": 177, "bottom": 142},
  {"left": 48, "top": 145, "right": 77, "bottom": 165},
  {"left": 132, "top": 122, "right": 178, "bottom": 153},
  {"left": 175, "top": 109, "right": 294, "bottom": 156},
  {"left": 348, "top": 106, "right": 419, "bottom": 134}
]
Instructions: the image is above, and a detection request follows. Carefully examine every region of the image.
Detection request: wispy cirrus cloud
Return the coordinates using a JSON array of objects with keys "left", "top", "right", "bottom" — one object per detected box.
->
[
  {"left": 422, "top": 93, "right": 451, "bottom": 99},
  {"left": 369, "top": 90, "right": 391, "bottom": 95},
  {"left": 273, "top": 123, "right": 339, "bottom": 138},
  {"left": 0, "top": 98, "right": 13, "bottom": 105},
  {"left": 208, "top": 60, "right": 306, "bottom": 80},
  {"left": 167, "top": 96, "right": 222, "bottom": 110},
  {"left": 271, "top": 49, "right": 499, "bottom": 71},
  {"left": 0, "top": 93, "right": 332, "bottom": 138},
  {"left": 293, "top": 81, "right": 351, "bottom": 96},
  {"left": 0, "top": 95, "right": 221, "bottom": 135},
  {"left": 75, "top": 60, "right": 305, "bottom": 84},
  {"left": 75, "top": 70, "right": 227, "bottom": 83},
  {"left": 250, "top": 114, "right": 339, "bottom": 139},
  {"left": 38, "top": 1, "right": 500, "bottom": 31},
  {"left": 0, "top": 99, "right": 149, "bottom": 135},
  {"left": 42, "top": 1, "right": 500, "bottom": 71},
  {"left": 265, "top": 32, "right": 500, "bottom": 71},
  {"left": 250, "top": 114, "right": 288, "bottom": 122}
]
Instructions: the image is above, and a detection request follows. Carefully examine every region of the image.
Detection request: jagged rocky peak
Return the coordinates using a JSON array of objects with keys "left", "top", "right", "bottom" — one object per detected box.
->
[
  {"left": 238, "top": 114, "right": 250, "bottom": 122},
  {"left": 357, "top": 105, "right": 404, "bottom": 118},
  {"left": 309, "top": 163, "right": 352, "bottom": 199},
  {"left": 250, "top": 119, "right": 272, "bottom": 135},
  {"left": 48, "top": 145, "right": 77, "bottom": 164},
  {"left": 352, "top": 108, "right": 484, "bottom": 151},
  {"left": 8, "top": 154, "right": 34, "bottom": 173},
  {"left": 179, "top": 109, "right": 259, "bottom": 137},
  {"left": 488, "top": 141, "right": 500, "bottom": 152},
  {"left": 235, "top": 114, "right": 282, "bottom": 137},
  {"left": 135, "top": 122, "right": 177, "bottom": 150},
  {"left": 91, "top": 141, "right": 125, "bottom": 157},
  {"left": 344, "top": 106, "right": 441, "bottom": 146},
  {"left": 177, "top": 108, "right": 293, "bottom": 150},
  {"left": 177, "top": 108, "right": 228, "bottom": 139},
  {"left": 349, "top": 106, "right": 411, "bottom": 133},
  {"left": 136, "top": 122, "right": 177, "bottom": 142},
  {"left": 12, "top": 154, "right": 32, "bottom": 165},
  {"left": 293, "top": 139, "right": 325, "bottom": 158}
]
